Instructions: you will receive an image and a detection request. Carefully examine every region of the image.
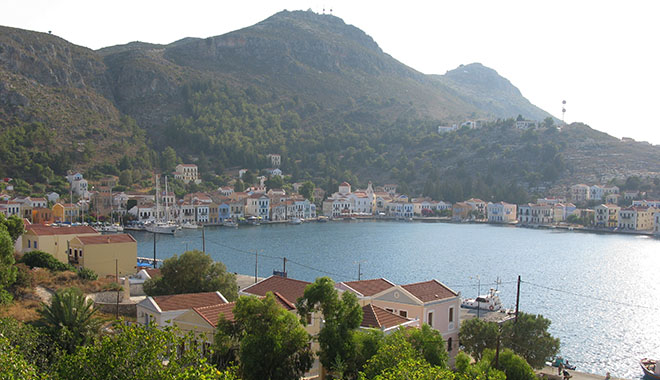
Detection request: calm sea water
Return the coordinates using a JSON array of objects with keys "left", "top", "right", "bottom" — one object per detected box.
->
[{"left": 131, "top": 221, "right": 660, "bottom": 379}]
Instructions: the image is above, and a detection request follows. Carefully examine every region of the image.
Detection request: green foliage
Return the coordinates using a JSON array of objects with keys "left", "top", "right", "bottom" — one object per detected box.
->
[
  {"left": 361, "top": 331, "right": 419, "bottom": 379},
  {"left": 0, "top": 317, "right": 58, "bottom": 373},
  {"left": 77, "top": 267, "right": 98, "bottom": 281},
  {"left": 0, "top": 228, "right": 17, "bottom": 290},
  {"left": 143, "top": 250, "right": 237, "bottom": 300},
  {"left": 353, "top": 329, "right": 384, "bottom": 373},
  {"left": 216, "top": 293, "right": 314, "bottom": 380},
  {"left": 300, "top": 180, "right": 315, "bottom": 201},
  {"left": 367, "top": 357, "right": 453, "bottom": 380},
  {"left": 482, "top": 348, "right": 536, "bottom": 380},
  {"left": 0, "top": 214, "right": 24, "bottom": 243},
  {"left": 55, "top": 323, "right": 234, "bottom": 380},
  {"left": 406, "top": 324, "right": 449, "bottom": 368},
  {"left": 296, "top": 277, "right": 363, "bottom": 377},
  {"left": 233, "top": 179, "right": 246, "bottom": 192},
  {"left": 501, "top": 312, "right": 560, "bottom": 369},
  {"left": 459, "top": 317, "right": 499, "bottom": 360},
  {"left": 0, "top": 288, "right": 13, "bottom": 305},
  {"left": 0, "top": 336, "right": 40, "bottom": 380},
  {"left": 454, "top": 350, "right": 506, "bottom": 380},
  {"left": 20, "top": 250, "right": 73, "bottom": 272},
  {"left": 36, "top": 287, "right": 101, "bottom": 354}
]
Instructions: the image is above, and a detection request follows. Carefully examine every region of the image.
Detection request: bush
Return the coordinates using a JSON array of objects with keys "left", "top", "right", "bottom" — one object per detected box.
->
[
  {"left": 0, "top": 289, "right": 13, "bottom": 305},
  {"left": 77, "top": 267, "right": 98, "bottom": 281},
  {"left": 21, "top": 251, "right": 73, "bottom": 272}
]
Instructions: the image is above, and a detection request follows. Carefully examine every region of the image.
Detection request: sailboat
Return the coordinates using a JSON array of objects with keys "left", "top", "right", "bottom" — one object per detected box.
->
[{"left": 146, "top": 174, "right": 177, "bottom": 235}]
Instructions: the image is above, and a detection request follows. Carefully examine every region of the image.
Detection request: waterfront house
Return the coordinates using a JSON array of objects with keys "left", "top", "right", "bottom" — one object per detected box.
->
[
  {"left": 654, "top": 211, "right": 660, "bottom": 234},
  {"left": 487, "top": 202, "right": 517, "bottom": 223},
  {"left": 22, "top": 225, "right": 99, "bottom": 264},
  {"left": 452, "top": 202, "right": 471, "bottom": 221},
  {"left": 173, "top": 164, "right": 200, "bottom": 184},
  {"left": 349, "top": 192, "right": 372, "bottom": 215},
  {"left": 594, "top": 204, "right": 621, "bottom": 228},
  {"left": 246, "top": 193, "right": 270, "bottom": 221},
  {"left": 136, "top": 291, "right": 228, "bottom": 326},
  {"left": 240, "top": 275, "right": 322, "bottom": 378},
  {"left": 68, "top": 234, "right": 137, "bottom": 278},
  {"left": 618, "top": 206, "right": 656, "bottom": 231},
  {"left": 31, "top": 207, "right": 53, "bottom": 224},
  {"left": 270, "top": 201, "right": 288, "bottom": 221},
  {"left": 52, "top": 202, "right": 81, "bottom": 222},
  {"left": 537, "top": 197, "right": 567, "bottom": 206},
  {"left": 465, "top": 199, "right": 487, "bottom": 219},
  {"left": 570, "top": 184, "right": 590, "bottom": 203},
  {"left": 26, "top": 197, "right": 47, "bottom": 209},
  {"left": 360, "top": 304, "right": 420, "bottom": 333},
  {"left": 194, "top": 202, "right": 210, "bottom": 224},
  {"left": 1, "top": 200, "right": 21, "bottom": 217},
  {"left": 339, "top": 278, "right": 460, "bottom": 358}
]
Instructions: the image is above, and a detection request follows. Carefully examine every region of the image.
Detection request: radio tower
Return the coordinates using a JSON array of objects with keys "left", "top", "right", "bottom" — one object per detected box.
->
[{"left": 561, "top": 100, "right": 567, "bottom": 125}]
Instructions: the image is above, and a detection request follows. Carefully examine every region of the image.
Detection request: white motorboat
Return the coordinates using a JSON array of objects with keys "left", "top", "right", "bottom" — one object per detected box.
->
[
  {"left": 461, "top": 288, "right": 503, "bottom": 312},
  {"left": 100, "top": 224, "right": 123, "bottom": 233},
  {"left": 181, "top": 221, "right": 199, "bottom": 229},
  {"left": 641, "top": 358, "right": 660, "bottom": 380},
  {"left": 146, "top": 221, "right": 177, "bottom": 235},
  {"left": 289, "top": 218, "right": 302, "bottom": 225},
  {"left": 223, "top": 219, "right": 238, "bottom": 228}
]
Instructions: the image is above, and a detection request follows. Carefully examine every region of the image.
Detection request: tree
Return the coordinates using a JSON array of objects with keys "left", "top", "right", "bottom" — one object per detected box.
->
[
  {"left": 543, "top": 117, "right": 555, "bottom": 129},
  {"left": 353, "top": 329, "right": 384, "bottom": 374},
  {"left": 459, "top": 317, "right": 499, "bottom": 360},
  {"left": 502, "top": 312, "right": 560, "bottom": 369},
  {"left": 161, "top": 146, "right": 178, "bottom": 172},
  {"left": 0, "top": 336, "right": 39, "bottom": 380},
  {"left": 265, "top": 175, "right": 284, "bottom": 190},
  {"left": 20, "top": 250, "right": 73, "bottom": 272},
  {"left": 242, "top": 170, "right": 256, "bottom": 186},
  {"left": 56, "top": 323, "right": 236, "bottom": 380},
  {"left": 482, "top": 348, "right": 536, "bottom": 380},
  {"left": 297, "top": 277, "right": 363, "bottom": 377},
  {"left": 299, "top": 181, "right": 315, "bottom": 202},
  {"left": 36, "top": 287, "right": 101, "bottom": 354},
  {"left": 454, "top": 351, "right": 506, "bottom": 380},
  {"left": 0, "top": 317, "right": 57, "bottom": 373},
  {"left": 233, "top": 179, "right": 245, "bottom": 192},
  {"left": 216, "top": 293, "right": 313, "bottom": 380},
  {"left": 0, "top": 228, "right": 17, "bottom": 291},
  {"left": 406, "top": 324, "right": 449, "bottom": 368},
  {"left": 118, "top": 170, "right": 132, "bottom": 186},
  {"left": 0, "top": 214, "right": 24, "bottom": 243},
  {"left": 143, "top": 250, "right": 237, "bottom": 301}
]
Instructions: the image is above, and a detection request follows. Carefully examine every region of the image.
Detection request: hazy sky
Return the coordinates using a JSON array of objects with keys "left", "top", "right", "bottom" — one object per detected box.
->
[{"left": 3, "top": 0, "right": 660, "bottom": 144}]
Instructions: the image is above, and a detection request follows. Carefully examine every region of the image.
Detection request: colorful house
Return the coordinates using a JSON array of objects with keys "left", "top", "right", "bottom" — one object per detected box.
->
[
  {"left": 22, "top": 225, "right": 99, "bottom": 263},
  {"left": 68, "top": 234, "right": 137, "bottom": 278}
]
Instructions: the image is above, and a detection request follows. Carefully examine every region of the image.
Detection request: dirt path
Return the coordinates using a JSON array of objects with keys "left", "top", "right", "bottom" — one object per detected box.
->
[{"left": 34, "top": 286, "right": 54, "bottom": 305}]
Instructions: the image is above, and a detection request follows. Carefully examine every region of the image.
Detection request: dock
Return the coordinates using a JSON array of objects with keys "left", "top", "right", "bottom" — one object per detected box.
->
[{"left": 538, "top": 366, "right": 627, "bottom": 380}]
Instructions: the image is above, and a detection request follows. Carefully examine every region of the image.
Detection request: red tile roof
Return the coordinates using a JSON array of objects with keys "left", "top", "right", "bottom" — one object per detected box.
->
[
  {"left": 361, "top": 304, "right": 411, "bottom": 329},
  {"left": 144, "top": 268, "right": 161, "bottom": 279},
  {"left": 402, "top": 280, "right": 457, "bottom": 303},
  {"left": 241, "top": 276, "right": 310, "bottom": 304},
  {"left": 151, "top": 292, "right": 227, "bottom": 312},
  {"left": 76, "top": 234, "right": 136, "bottom": 245},
  {"left": 193, "top": 292, "right": 296, "bottom": 326},
  {"left": 342, "top": 278, "right": 395, "bottom": 297},
  {"left": 27, "top": 225, "right": 98, "bottom": 236}
]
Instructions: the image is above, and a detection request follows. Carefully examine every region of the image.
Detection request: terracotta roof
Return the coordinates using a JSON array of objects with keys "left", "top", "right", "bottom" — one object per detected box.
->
[
  {"left": 361, "top": 304, "right": 411, "bottom": 329},
  {"left": 193, "top": 292, "right": 295, "bottom": 326},
  {"left": 241, "top": 275, "right": 311, "bottom": 304},
  {"left": 340, "top": 182, "right": 350, "bottom": 186},
  {"left": 144, "top": 268, "right": 161, "bottom": 278},
  {"left": 76, "top": 234, "right": 136, "bottom": 245},
  {"left": 178, "top": 164, "right": 197, "bottom": 167},
  {"left": 27, "top": 225, "right": 98, "bottom": 236},
  {"left": 151, "top": 292, "right": 227, "bottom": 312},
  {"left": 401, "top": 280, "right": 457, "bottom": 303},
  {"left": 342, "top": 278, "right": 395, "bottom": 297},
  {"left": 30, "top": 198, "right": 47, "bottom": 202}
]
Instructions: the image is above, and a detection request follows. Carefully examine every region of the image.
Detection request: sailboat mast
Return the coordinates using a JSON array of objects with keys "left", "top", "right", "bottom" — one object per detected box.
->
[
  {"left": 155, "top": 174, "right": 160, "bottom": 222},
  {"left": 165, "top": 176, "right": 169, "bottom": 222}
]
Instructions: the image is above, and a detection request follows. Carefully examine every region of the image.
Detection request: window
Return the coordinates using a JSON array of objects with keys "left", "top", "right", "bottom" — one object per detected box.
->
[
  {"left": 399, "top": 310, "right": 408, "bottom": 318},
  {"left": 34, "top": 242, "right": 37, "bottom": 249},
  {"left": 427, "top": 311, "right": 434, "bottom": 327},
  {"left": 27, "top": 240, "right": 31, "bottom": 248},
  {"left": 447, "top": 337, "right": 453, "bottom": 352},
  {"left": 386, "top": 308, "right": 394, "bottom": 313},
  {"left": 306, "top": 313, "right": 312, "bottom": 326},
  {"left": 449, "top": 307, "right": 454, "bottom": 323}
]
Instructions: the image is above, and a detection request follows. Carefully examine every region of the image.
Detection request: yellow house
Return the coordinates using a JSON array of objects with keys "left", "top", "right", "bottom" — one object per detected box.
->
[
  {"left": 68, "top": 234, "right": 137, "bottom": 278},
  {"left": 52, "top": 202, "right": 81, "bottom": 222},
  {"left": 23, "top": 225, "right": 99, "bottom": 263}
]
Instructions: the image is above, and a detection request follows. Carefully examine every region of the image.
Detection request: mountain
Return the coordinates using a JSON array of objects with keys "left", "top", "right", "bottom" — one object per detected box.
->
[{"left": 0, "top": 10, "right": 658, "bottom": 200}]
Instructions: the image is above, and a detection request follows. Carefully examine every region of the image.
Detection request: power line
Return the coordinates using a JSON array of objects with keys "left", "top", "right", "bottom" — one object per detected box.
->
[{"left": 521, "top": 280, "right": 660, "bottom": 311}]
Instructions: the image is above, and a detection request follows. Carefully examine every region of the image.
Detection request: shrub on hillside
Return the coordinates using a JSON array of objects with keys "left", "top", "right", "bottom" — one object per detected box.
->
[
  {"left": 76, "top": 267, "right": 97, "bottom": 281},
  {"left": 20, "top": 251, "right": 73, "bottom": 272}
]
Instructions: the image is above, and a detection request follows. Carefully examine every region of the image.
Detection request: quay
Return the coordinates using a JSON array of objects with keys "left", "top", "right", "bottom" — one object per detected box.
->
[{"left": 538, "top": 366, "right": 627, "bottom": 380}]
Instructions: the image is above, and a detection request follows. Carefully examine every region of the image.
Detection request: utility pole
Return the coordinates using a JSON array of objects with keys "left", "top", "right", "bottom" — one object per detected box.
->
[
  {"left": 254, "top": 250, "right": 258, "bottom": 283},
  {"left": 358, "top": 262, "right": 362, "bottom": 280},
  {"left": 153, "top": 232, "right": 157, "bottom": 268},
  {"left": 283, "top": 257, "right": 287, "bottom": 274},
  {"left": 495, "top": 325, "right": 502, "bottom": 369},
  {"left": 515, "top": 275, "right": 521, "bottom": 323},
  {"left": 202, "top": 225, "right": 206, "bottom": 253},
  {"left": 115, "top": 259, "right": 119, "bottom": 319}
]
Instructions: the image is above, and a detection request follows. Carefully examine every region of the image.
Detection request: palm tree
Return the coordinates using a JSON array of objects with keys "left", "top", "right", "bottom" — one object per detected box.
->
[{"left": 37, "top": 287, "right": 101, "bottom": 353}]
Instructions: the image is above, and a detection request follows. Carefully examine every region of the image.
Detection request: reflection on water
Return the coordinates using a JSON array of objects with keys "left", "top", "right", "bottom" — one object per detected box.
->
[{"left": 131, "top": 221, "right": 659, "bottom": 378}]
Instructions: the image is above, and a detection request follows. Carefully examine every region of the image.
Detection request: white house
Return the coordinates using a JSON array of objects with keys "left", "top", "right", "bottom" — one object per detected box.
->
[
  {"left": 136, "top": 292, "right": 227, "bottom": 326},
  {"left": 246, "top": 193, "right": 270, "bottom": 220},
  {"left": 46, "top": 192, "right": 60, "bottom": 203},
  {"left": 487, "top": 202, "right": 517, "bottom": 223},
  {"left": 267, "top": 154, "right": 281, "bottom": 168},
  {"left": 173, "top": 164, "right": 201, "bottom": 184}
]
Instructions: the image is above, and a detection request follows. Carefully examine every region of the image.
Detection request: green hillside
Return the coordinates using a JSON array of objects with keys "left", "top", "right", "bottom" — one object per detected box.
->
[{"left": 0, "top": 10, "right": 658, "bottom": 200}]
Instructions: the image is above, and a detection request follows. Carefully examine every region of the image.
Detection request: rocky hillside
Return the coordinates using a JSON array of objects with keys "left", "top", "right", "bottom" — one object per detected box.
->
[{"left": 0, "top": 10, "right": 658, "bottom": 198}]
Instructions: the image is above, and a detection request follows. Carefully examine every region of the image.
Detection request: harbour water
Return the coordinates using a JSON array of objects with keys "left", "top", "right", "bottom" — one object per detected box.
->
[{"left": 131, "top": 221, "right": 660, "bottom": 379}]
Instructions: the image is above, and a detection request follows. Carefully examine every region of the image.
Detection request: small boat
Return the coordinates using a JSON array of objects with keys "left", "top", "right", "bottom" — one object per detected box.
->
[
  {"left": 641, "top": 358, "right": 660, "bottom": 380},
  {"left": 247, "top": 216, "right": 261, "bottom": 226},
  {"left": 289, "top": 218, "right": 302, "bottom": 225},
  {"left": 551, "top": 357, "right": 576, "bottom": 371},
  {"left": 223, "top": 219, "right": 238, "bottom": 228},
  {"left": 317, "top": 216, "right": 329, "bottom": 223},
  {"left": 461, "top": 288, "right": 503, "bottom": 311},
  {"left": 145, "top": 221, "right": 177, "bottom": 235},
  {"left": 181, "top": 221, "right": 199, "bottom": 229}
]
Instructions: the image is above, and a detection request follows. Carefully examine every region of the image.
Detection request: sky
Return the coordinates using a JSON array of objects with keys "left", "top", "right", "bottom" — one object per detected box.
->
[{"left": 3, "top": 0, "right": 660, "bottom": 145}]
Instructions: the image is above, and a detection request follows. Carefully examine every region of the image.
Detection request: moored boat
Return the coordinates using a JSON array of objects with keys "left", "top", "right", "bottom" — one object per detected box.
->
[
  {"left": 146, "top": 221, "right": 177, "bottom": 235},
  {"left": 289, "top": 218, "right": 302, "bottom": 225},
  {"left": 181, "top": 221, "right": 199, "bottom": 229},
  {"left": 461, "top": 288, "right": 503, "bottom": 311},
  {"left": 223, "top": 219, "right": 238, "bottom": 228},
  {"left": 641, "top": 358, "right": 660, "bottom": 380}
]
